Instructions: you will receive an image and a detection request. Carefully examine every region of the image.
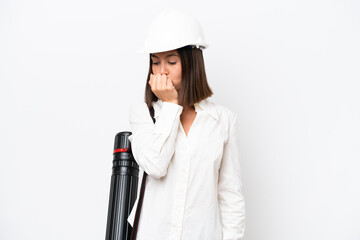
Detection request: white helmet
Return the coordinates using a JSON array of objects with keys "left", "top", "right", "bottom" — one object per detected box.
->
[{"left": 138, "top": 9, "right": 208, "bottom": 53}]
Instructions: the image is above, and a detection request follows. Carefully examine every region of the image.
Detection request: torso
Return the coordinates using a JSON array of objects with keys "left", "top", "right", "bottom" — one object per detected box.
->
[{"left": 129, "top": 99, "right": 240, "bottom": 239}]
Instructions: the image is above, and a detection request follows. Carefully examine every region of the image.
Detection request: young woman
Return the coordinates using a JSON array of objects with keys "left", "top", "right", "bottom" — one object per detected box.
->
[{"left": 128, "top": 9, "right": 245, "bottom": 240}]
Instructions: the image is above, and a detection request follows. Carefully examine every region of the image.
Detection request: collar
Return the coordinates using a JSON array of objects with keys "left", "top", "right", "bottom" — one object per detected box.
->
[
  {"left": 194, "top": 99, "right": 219, "bottom": 121},
  {"left": 153, "top": 98, "right": 219, "bottom": 121}
]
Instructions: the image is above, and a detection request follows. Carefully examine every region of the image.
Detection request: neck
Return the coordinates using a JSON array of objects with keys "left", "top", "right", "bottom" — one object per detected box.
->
[{"left": 182, "top": 104, "right": 195, "bottom": 111}]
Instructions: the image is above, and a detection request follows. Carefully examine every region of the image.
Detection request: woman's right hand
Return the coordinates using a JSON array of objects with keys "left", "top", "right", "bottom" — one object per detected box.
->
[{"left": 148, "top": 73, "right": 179, "bottom": 104}]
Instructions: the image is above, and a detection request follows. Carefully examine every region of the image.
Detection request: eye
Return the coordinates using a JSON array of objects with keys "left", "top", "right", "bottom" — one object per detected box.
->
[
  {"left": 152, "top": 62, "right": 160, "bottom": 65},
  {"left": 168, "top": 62, "right": 177, "bottom": 65}
]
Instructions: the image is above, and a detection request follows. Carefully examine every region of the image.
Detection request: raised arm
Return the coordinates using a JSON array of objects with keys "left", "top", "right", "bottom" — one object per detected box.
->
[{"left": 128, "top": 101, "right": 183, "bottom": 178}]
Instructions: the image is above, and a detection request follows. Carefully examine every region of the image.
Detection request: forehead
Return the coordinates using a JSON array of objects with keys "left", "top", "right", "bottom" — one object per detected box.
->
[{"left": 150, "top": 50, "right": 179, "bottom": 58}]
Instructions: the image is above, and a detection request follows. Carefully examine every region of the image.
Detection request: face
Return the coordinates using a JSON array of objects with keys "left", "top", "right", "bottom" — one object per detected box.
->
[{"left": 150, "top": 50, "right": 182, "bottom": 91}]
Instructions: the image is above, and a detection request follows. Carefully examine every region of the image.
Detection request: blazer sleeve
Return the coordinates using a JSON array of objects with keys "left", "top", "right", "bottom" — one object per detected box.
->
[
  {"left": 128, "top": 101, "right": 183, "bottom": 179},
  {"left": 218, "top": 112, "right": 246, "bottom": 240}
]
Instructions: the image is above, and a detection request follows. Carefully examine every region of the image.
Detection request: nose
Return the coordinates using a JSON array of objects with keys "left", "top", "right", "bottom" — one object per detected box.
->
[{"left": 160, "top": 63, "right": 168, "bottom": 75}]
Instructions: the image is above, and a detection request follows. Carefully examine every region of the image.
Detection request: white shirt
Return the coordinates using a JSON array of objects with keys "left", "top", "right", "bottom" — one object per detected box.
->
[{"left": 127, "top": 98, "right": 245, "bottom": 240}]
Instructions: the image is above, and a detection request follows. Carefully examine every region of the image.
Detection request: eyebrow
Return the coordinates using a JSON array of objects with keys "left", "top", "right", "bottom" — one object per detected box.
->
[{"left": 150, "top": 53, "right": 179, "bottom": 58}]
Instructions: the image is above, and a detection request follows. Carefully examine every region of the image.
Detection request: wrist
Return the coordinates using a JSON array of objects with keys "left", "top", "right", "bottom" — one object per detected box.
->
[{"left": 165, "top": 99, "right": 178, "bottom": 105}]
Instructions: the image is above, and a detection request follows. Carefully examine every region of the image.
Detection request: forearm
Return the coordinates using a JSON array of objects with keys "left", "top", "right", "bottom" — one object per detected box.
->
[
  {"left": 219, "top": 188, "right": 246, "bottom": 240},
  {"left": 129, "top": 101, "right": 183, "bottom": 178}
]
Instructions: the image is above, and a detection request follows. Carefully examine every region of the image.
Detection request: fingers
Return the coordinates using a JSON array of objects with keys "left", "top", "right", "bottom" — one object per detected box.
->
[
  {"left": 161, "top": 74, "right": 167, "bottom": 89},
  {"left": 148, "top": 74, "right": 178, "bottom": 103},
  {"left": 166, "top": 78, "right": 174, "bottom": 89},
  {"left": 149, "top": 74, "right": 154, "bottom": 87},
  {"left": 149, "top": 73, "right": 168, "bottom": 90},
  {"left": 148, "top": 74, "right": 156, "bottom": 90},
  {"left": 157, "top": 74, "right": 163, "bottom": 89}
]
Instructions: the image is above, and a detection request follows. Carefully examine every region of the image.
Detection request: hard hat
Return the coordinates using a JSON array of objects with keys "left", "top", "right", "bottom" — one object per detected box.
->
[{"left": 138, "top": 9, "right": 208, "bottom": 53}]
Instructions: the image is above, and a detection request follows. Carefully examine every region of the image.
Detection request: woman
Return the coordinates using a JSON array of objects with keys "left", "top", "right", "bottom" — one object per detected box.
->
[{"left": 128, "top": 9, "right": 245, "bottom": 240}]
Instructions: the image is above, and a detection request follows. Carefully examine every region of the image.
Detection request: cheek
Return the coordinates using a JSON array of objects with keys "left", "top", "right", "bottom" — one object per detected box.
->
[{"left": 175, "top": 66, "right": 182, "bottom": 79}]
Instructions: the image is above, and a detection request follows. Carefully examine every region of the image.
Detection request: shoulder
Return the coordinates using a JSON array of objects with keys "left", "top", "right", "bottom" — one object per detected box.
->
[
  {"left": 203, "top": 99, "right": 238, "bottom": 123},
  {"left": 202, "top": 99, "right": 239, "bottom": 139},
  {"left": 129, "top": 101, "right": 147, "bottom": 114},
  {"left": 129, "top": 101, "right": 152, "bottom": 121},
  {"left": 204, "top": 99, "right": 239, "bottom": 140}
]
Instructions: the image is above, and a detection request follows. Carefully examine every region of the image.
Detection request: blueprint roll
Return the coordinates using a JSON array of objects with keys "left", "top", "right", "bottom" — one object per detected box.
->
[{"left": 106, "top": 131, "right": 139, "bottom": 240}]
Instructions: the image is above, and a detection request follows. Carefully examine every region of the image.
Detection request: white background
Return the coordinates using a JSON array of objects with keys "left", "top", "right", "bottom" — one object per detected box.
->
[{"left": 1, "top": 0, "right": 359, "bottom": 239}]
